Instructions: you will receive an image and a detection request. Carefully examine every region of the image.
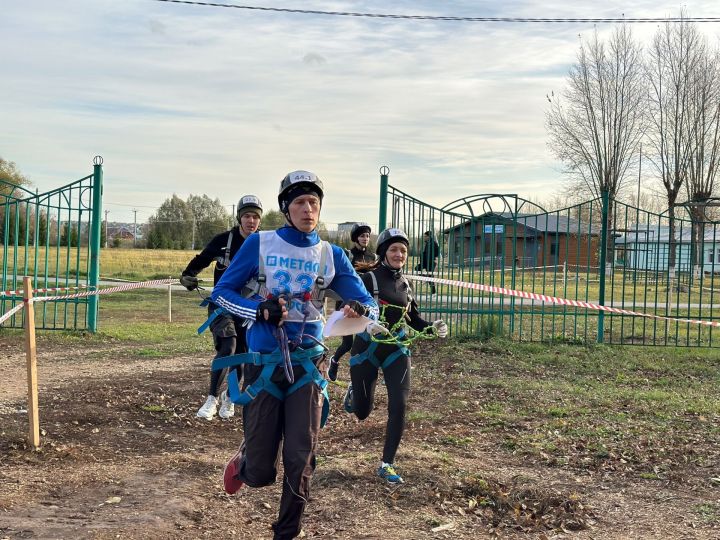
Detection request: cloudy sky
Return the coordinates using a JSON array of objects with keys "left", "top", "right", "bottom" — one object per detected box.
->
[{"left": 3, "top": 1, "right": 720, "bottom": 229}]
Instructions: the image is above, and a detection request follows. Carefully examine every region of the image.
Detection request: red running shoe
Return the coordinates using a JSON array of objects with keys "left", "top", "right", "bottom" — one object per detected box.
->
[{"left": 223, "top": 447, "right": 244, "bottom": 494}]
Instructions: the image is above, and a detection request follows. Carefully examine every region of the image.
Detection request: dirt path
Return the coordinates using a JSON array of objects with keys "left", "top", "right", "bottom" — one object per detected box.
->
[
  {"left": 0, "top": 338, "right": 200, "bottom": 409},
  {"left": 1, "top": 339, "right": 717, "bottom": 539}
]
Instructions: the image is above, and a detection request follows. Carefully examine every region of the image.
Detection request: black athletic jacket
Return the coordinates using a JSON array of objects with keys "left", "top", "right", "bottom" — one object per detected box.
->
[
  {"left": 361, "top": 263, "right": 431, "bottom": 335},
  {"left": 182, "top": 226, "right": 247, "bottom": 285},
  {"left": 348, "top": 245, "right": 375, "bottom": 268}
]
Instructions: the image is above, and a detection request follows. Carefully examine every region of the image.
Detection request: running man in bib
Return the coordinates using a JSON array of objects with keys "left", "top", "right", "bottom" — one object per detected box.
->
[{"left": 210, "top": 171, "right": 378, "bottom": 540}]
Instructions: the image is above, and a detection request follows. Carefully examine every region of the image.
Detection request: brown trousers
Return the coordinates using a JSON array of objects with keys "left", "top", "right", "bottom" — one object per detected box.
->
[{"left": 236, "top": 358, "right": 325, "bottom": 540}]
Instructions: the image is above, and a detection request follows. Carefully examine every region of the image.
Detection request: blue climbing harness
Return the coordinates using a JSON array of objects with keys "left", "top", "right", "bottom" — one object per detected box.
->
[
  {"left": 196, "top": 232, "right": 336, "bottom": 426},
  {"left": 211, "top": 344, "right": 331, "bottom": 427},
  {"left": 197, "top": 303, "right": 223, "bottom": 334},
  {"left": 348, "top": 330, "right": 410, "bottom": 370}
]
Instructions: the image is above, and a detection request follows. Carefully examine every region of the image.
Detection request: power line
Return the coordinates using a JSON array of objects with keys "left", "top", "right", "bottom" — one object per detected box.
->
[
  {"left": 104, "top": 202, "right": 159, "bottom": 209},
  {"left": 152, "top": 1, "right": 720, "bottom": 23},
  {"left": 105, "top": 201, "right": 236, "bottom": 211}
]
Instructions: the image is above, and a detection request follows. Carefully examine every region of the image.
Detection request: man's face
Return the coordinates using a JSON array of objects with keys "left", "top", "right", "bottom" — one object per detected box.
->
[
  {"left": 287, "top": 194, "right": 321, "bottom": 233},
  {"left": 240, "top": 211, "right": 261, "bottom": 237},
  {"left": 357, "top": 232, "right": 370, "bottom": 248}
]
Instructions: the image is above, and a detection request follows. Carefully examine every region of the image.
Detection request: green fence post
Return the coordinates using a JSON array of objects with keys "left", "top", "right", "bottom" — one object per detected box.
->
[
  {"left": 87, "top": 156, "right": 104, "bottom": 332},
  {"left": 378, "top": 166, "right": 389, "bottom": 231},
  {"left": 597, "top": 190, "right": 609, "bottom": 343}
]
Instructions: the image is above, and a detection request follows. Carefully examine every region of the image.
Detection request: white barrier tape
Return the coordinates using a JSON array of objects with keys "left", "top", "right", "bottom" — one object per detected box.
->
[
  {"left": 0, "top": 279, "right": 179, "bottom": 325},
  {"left": 0, "top": 303, "right": 25, "bottom": 325},
  {"left": 406, "top": 274, "right": 720, "bottom": 328},
  {"left": 489, "top": 265, "right": 557, "bottom": 273},
  {"left": 33, "top": 278, "right": 178, "bottom": 303},
  {"left": 0, "top": 284, "right": 88, "bottom": 297}
]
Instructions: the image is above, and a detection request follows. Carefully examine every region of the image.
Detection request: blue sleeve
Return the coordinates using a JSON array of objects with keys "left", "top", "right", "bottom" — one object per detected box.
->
[
  {"left": 329, "top": 245, "right": 379, "bottom": 320},
  {"left": 210, "top": 233, "right": 261, "bottom": 320}
]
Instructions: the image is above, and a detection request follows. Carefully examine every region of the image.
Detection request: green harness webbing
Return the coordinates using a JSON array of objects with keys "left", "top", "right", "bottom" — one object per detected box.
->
[
  {"left": 348, "top": 330, "right": 410, "bottom": 370},
  {"left": 211, "top": 344, "right": 330, "bottom": 427}
]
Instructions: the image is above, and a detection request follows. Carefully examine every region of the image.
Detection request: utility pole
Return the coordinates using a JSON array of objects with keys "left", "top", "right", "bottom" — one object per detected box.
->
[
  {"left": 104, "top": 210, "right": 109, "bottom": 248},
  {"left": 191, "top": 215, "right": 196, "bottom": 250},
  {"left": 636, "top": 143, "right": 642, "bottom": 210},
  {"left": 133, "top": 209, "right": 138, "bottom": 248}
]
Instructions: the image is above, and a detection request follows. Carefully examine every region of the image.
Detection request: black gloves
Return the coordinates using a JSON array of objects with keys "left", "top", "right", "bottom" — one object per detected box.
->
[
  {"left": 343, "top": 300, "right": 367, "bottom": 317},
  {"left": 180, "top": 274, "right": 199, "bottom": 291},
  {"left": 257, "top": 298, "right": 287, "bottom": 326}
]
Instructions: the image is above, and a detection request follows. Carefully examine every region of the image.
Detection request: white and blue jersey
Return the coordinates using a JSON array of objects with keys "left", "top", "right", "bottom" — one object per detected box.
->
[
  {"left": 211, "top": 226, "right": 378, "bottom": 353},
  {"left": 258, "top": 231, "right": 333, "bottom": 323}
]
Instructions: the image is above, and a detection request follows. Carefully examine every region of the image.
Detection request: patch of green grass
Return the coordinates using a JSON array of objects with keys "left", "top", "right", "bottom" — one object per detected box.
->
[
  {"left": 418, "top": 339, "right": 720, "bottom": 478},
  {"left": 136, "top": 348, "right": 166, "bottom": 358},
  {"left": 501, "top": 438, "right": 518, "bottom": 451},
  {"left": 440, "top": 435, "right": 474, "bottom": 447},
  {"left": 141, "top": 405, "right": 169, "bottom": 413},
  {"left": 447, "top": 397, "right": 470, "bottom": 410},
  {"left": 423, "top": 514, "right": 443, "bottom": 527},
  {"left": 547, "top": 406, "right": 570, "bottom": 418},
  {"left": 695, "top": 503, "right": 720, "bottom": 523}
]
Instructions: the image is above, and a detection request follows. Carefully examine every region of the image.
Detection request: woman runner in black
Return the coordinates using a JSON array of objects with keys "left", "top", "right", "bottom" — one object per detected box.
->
[
  {"left": 327, "top": 222, "right": 375, "bottom": 381},
  {"left": 343, "top": 227, "right": 448, "bottom": 484}
]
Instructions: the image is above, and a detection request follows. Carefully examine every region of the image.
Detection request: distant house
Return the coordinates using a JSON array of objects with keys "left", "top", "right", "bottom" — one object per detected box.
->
[
  {"left": 443, "top": 213, "right": 599, "bottom": 269},
  {"left": 615, "top": 224, "right": 720, "bottom": 273},
  {"left": 107, "top": 225, "right": 139, "bottom": 240},
  {"left": 337, "top": 222, "right": 355, "bottom": 234}
]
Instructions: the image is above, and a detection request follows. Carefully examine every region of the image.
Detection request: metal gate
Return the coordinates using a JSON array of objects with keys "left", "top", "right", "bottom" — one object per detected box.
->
[
  {"left": 1, "top": 157, "right": 103, "bottom": 331},
  {"left": 379, "top": 167, "right": 720, "bottom": 347}
]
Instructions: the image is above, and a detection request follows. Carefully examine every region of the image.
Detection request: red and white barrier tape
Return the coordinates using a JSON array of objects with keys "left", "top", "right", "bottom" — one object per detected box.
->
[
  {"left": 0, "top": 284, "right": 88, "bottom": 297},
  {"left": 0, "top": 303, "right": 25, "bottom": 325},
  {"left": 406, "top": 274, "right": 720, "bottom": 328},
  {"left": 0, "top": 279, "right": 179, "bottom": 324},
  {"left": 33, "top": 278, "right": 178, "bottom": 302}
]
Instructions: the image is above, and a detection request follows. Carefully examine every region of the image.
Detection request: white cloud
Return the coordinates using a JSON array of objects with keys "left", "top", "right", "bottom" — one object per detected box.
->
[{"left": 2, "top": 0, "right": 720, "bottom": 227}]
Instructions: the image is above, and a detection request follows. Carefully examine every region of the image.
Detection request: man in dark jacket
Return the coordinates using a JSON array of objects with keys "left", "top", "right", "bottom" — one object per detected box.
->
[
  {"left": 180, "top": 195, "right": 263, "bottom": 420},
  {"left": 416, "top": 230, "right": 439, "bottom": 294}
]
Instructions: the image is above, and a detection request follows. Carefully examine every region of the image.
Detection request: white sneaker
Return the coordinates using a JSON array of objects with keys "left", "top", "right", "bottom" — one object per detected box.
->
[
  {"left": 196, "top": 395, "right": 219, "bottom": 420},
  {"left": 218, "top": 391, "right": 235, "bottom": 419}
]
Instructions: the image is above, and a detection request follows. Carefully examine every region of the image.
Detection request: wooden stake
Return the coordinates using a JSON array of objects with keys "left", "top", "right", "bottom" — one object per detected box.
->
[
  {"left": 168, "top": 277, "right": 172, "bottom": 323},
  {"left": 23, "top": 276, "right": 40, "bottom": 448}
]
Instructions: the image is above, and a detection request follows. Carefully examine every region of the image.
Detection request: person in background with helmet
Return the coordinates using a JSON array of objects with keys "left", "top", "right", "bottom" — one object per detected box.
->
[
  {"left": 180, "top": 195, "right": 263, "bottom": 420},
  {"left": 210, "top": 170, "right": 378, "bottom": 540},
  {"left": 327, "top": 222, "right": 375, "bottom": 381},
  {"left": 344, "top": 227, "right": 448, "bottom": 485}
]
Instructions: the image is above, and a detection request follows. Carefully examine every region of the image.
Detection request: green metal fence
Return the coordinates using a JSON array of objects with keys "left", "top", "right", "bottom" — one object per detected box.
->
[
  {"left": 1, "top": 157, "right": 104, "bottom": 331},
  {"left": 380, "top": 167, "right": 720, "bottom": 347}
]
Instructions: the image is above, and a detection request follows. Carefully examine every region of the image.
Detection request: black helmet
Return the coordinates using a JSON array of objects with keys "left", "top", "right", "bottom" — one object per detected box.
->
[
  {"left": 237, "top": 195, "right": 263, "bottom": 222},
  {"left": 278, "top": 170, "right": 324, "bottom": 213},
  {"left": 350, "top": 222, "right": 372, "bottom": 243},
  {"left": 376, "top": 227, "right": 409, "bottom": 259}
]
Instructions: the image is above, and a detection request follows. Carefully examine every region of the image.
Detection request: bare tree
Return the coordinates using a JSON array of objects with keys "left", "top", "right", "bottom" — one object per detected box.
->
[
  {"left": 645, "top": 17, "right": 706, "bottom": 277},
  {"left": 684, "top": 47, "right": 720, "bottom": 276},
  {"left": 547, "top": 26, "right": 645, "bottom": 200},
  {"left": 547, "top": 25, "right": 646, "bottom": 269}
]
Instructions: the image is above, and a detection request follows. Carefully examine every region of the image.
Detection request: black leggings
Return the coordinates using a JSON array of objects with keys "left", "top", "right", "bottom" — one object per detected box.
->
[
  {"left": 331, "top": 334, "right": 354, "bottom": 362},
  {"left": 349, "top": 354, "right": 411, "bottom": 464}
]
